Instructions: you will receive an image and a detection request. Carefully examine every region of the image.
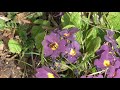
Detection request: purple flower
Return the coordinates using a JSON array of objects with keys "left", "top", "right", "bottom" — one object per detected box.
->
[
  {"left": 94, "top": 50, "right": 115, "bottom": 69},
  {"left": 107, "top": 67, "right": 120, "bottom": 78},
  {"left": 104, "top": 30, "right": 115, "bottom": 43},
  {"left": 62, "top": 41, "right": 81, "bottom": 63},
  {"left": 96, "top": 43, "right": 112, "bottom": 56},
  {"left": 107, "top": 66, "right": 115, "bottom": 78},
  {"left": 113, "top": 69, "right": 120, "bottom": 78},
  {"left": 104, "top": 30, "right": 117, "bottom": 49},
  {"left": 107, "top": 59, "right": 120, "bottom": 78},
  {"left": 104, "top": 30, "right": 120, "bottom": 56},
  {"left": 59, "top": 28, "right": 78, "bottom": 41},
  {"left": 42, "top": 32, "right": 67, "bottom": 58},
  {"left": 35, "top": 66, "right": 60, "bottom": 78}
]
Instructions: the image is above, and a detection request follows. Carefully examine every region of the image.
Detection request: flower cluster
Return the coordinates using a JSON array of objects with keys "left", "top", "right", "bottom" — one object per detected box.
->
[
  {"left": 36, "top": 29, "right": 120, "bottom": 78},
  {"left": 81, "top": 30, "right": 120, "bottom": 78},
  {"left": 42, "top": 28, "right": 81, "bottom": 63},
  {"left": 35, "top": 28, "right": 81, "bottom": 78}
]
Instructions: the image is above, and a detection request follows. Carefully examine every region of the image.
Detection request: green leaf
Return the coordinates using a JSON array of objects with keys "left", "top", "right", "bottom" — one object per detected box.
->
[
  {"left": 0, "top": 19, "right": 5, "bottom": 30},
  {"left": 91, "top": 67, "right": 97, "bottom": 73},
  {"left": 35, "top": 32, "right": 45, "bottom": 49},
  {"left": 116, "top": 36, "right": 120, "bottom": 48},
  {"left": 34, "top": 19, "right": 50, "bottom": 26},
  {"left": 86, "top": 37, "right": 101, "bottom": 55},
  {"left": 61, "top": 13, "right": 71, "bottom": 27},
  {"left": 70, "top": 12, "right": 82, "bottom": 29},
  {"left": 36, "top": 12, "right": 43, "bottom": 17},
  {"left": 41, "top": 46, "right": 45, "bottom": 65},
  {"left": 75, "top": 30, "right": 83, "bottom": 44},
  {"left": 63, "top": 25, "right": 75, "bottom": 29},
  {"left": 0, "top": 40, "right": 3, "bottom": 44},
  {"left": 18, "top": 30, "right": 27, "bottom": 41},
  {"left": 85, "top": 28, "right": 100, "bottom": 48},
  {"left": 106, "top": 12, "right": 120, "bottom": 30},
  {"left": 8, "top": 39, "right": 22, "bottom": 54},
  {"left": 86, "top": 27, "right": 99, "bottom": 39},
  {"left": 31, "top": 26, "right": 44, "bottom": 37},
  {"left": 61, "top": 12, "right": 83, "bottom": 29},
  {"left": 7, "top": 12, "right": 16, "bottom": 19}
]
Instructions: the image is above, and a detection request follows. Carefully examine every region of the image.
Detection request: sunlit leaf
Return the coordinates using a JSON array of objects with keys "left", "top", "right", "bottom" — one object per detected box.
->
[{"left": 8, "top": 39, "right": 22, "bottom": 54}]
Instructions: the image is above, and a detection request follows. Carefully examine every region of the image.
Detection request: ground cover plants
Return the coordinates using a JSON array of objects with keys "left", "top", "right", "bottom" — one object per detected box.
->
[{"left": 0, "top": 12, "right": 120, "bottom": 78}]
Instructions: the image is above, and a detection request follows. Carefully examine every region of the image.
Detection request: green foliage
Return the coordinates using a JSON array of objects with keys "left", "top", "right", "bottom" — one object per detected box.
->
[
  {"left": 31, "top": 26, "right": 43, "bottom": 37},
  {"left": 2, "top": 12, "right": 120, "bottom": 78},
  {"left": 35, "top": 32, "right": 45, "bottom": 50},
  {"left": 0, "top": 19, "right": 5, "bottom": 30},
  {"left": 86, "top": 37, "right": 101, "bottom": 55},
  {"left": 63, "top": 25, "right": 75, "bottom": 29},
  {"left": 106, "top": 12, "right": 120, "bottom": 30},
  {"left": 8, "top": 39, "right": 22, "bottom": 54},
  {"left": 91, "top": 67, "right": 97, "bottom": 73},
  {"left": 61, "top": 12, "right": 83, "bottom": 29},
  {"left": 75, "top": 30, "right": 83, "bottom": 45},
  {"left": 0, "top": 40, "right": 3, "bottom": 44},
  {"left": 34, "top": 19, "right": 50, "bottom": 26}
]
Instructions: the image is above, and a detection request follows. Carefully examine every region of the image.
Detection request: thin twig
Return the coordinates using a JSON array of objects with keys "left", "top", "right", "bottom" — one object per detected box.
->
[{"left": 87, "top": 68, "right": 108, "bottom": 76}]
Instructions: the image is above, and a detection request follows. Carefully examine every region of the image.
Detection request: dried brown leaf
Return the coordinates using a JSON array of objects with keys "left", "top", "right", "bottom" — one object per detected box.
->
[{"left": 16, "top": 13, "right": 32, "bottom": 24}]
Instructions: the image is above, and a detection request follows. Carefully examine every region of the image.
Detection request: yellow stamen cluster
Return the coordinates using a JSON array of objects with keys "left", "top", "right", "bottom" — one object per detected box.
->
[
  {"left": 103, "top": 60, "right": 110, "bottom": 67},
  {"left": 47, "top": 73, "right": 55, "bottom": 78},
  {"left": 49, "top": 42, "right": 59, "bottom": 50},
  {"left": 69, "top": 48, "right": 76, "bottom": 56},
  {"left": 64, "top": 33, "right": 70, "bottom": 37}
]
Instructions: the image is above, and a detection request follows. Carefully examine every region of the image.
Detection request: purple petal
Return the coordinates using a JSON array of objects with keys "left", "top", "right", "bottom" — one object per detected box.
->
[
  {"left": 100, "top": 51, "right": 109, "bottom": 61},
  {"left": 42, "top": 66, "right": 60, "bottom": 78},
  {"left": 76, "top": 50, "right": 81, "bottom": 57},
  {"left": 35, "top": 68, "right": 48, "bottom": 78},
  {"left": 71, "top": 41, "right": 80, "bottom": 50},
  {"left": 45, "top": 33, "right": 60, "bottom": 43},
  {"left": 59, "top": 30, "right": 68, "bottom": 36},
  {"left": 104, "top": 36, "right": 112, "bottom": 42},
  {"left": 96, "top": 44, "right": 110, "bottom": 55},
  {"left": 114, "top": 69, "right": 120, "bottom": 78},
  {"left": 107, "top": 66, "right": 115, "bottom": 78},
  {"left": 114, "top": 60, "right": 120, "bottom": 68},
  {"left": 58, "top": 40, "right": 67, "bottom": 52},
  {"left": 87, "top": 75, "right": 93, "bottom": 78},
  {"left": 44, "top": 46, "right": 53, "bottom": 57},
  {"left": 69, "top": 28, "right": 79, "bottom": 34},
  {"left": 67, "top": 35, "right": 76, "bottom": 41},
  {"left": 67, "top": 55, "right": 77, "bottom": 63},
  {"left": 97, "top": 74, "right": 103, "bottom": 78},
  {"left": 107, "top": 30, "right": 115, "bottom": 36},
  {"left": 50, "top": 50, "right": 60, "bottom": 59},
  {"left": 94, "top": 59, "right": 105, "bottom": 69},
  {"left": 80, "top": 76, "right": 87, "bottom": 78},
  {"left": 93, "top": 75, "right": 103, "bottom": 78}
]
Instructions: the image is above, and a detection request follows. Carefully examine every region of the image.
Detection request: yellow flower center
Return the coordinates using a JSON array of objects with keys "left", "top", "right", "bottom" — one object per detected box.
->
[
  {"left": 47, "top": 73, "right": 55, "bottom": 78},
  {"left": 103, "top": 60, "right": 110, "bottom": 67},
  {"left": 69, "top": 48, "right": 76, "bottom": 56},
  {"left": 49, "top": 42, "right": 59, "bottom": 50},
  {"left": 64, "top": 33, "right": 70, "bottom": 37}
]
